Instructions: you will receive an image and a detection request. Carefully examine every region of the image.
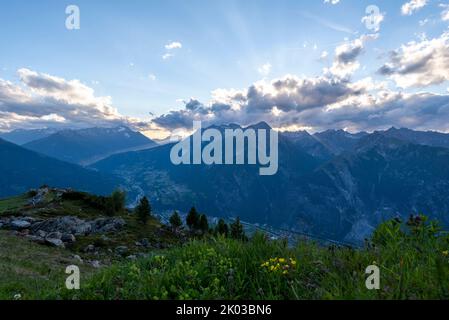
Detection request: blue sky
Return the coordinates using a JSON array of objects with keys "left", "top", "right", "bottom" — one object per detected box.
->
[{"left": 1, "top": 0, "right": 449, "bottom": 137}]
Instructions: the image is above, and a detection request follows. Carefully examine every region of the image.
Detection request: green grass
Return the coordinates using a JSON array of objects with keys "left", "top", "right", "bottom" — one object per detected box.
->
[
  {"left": 0, "top": 195, "right": 28, "bottom": 215},
  {"left": 60, "top": 216, "right": 449, "bottom": 300},
  {"left": 0, "top": 230, "right": 94, "bottom": 300}
]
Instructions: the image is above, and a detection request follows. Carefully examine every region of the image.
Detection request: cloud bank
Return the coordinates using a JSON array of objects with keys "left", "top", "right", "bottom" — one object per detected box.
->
[{"left": 0, "top": 69, "right": 146, "bottom": 132}]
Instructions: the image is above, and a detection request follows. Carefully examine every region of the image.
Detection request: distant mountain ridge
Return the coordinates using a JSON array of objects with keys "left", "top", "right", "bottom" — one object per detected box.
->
[
  {"left": 0, "top": 128, "right": 58, "bottom": 145},
  {"left": 23, "top": 126, "right": 156, "bottom": 165},
  {"left": 0, "top": 138, "right": 122, "bottom": 198}
]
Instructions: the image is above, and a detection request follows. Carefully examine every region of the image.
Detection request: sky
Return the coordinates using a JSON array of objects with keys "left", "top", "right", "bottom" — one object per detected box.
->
[{"left": 1, "top": 0, "right": 449, "bottom": 138}]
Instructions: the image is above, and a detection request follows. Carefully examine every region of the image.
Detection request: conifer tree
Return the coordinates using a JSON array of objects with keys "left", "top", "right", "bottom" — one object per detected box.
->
[
  {"left": 135, "top": 196, "right": 151, "bottom": 225},
  {"left": 169, "top": 210, "right": 183, "bottom": 230}
]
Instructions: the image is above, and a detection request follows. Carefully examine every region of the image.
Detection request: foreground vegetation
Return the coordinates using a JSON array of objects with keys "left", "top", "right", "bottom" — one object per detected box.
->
[
  {"left": 59, "top": 215, "right": 449, "bottom": 300},
  {"left": 1, "top": 188, "right": 449, "bottom": 300}
]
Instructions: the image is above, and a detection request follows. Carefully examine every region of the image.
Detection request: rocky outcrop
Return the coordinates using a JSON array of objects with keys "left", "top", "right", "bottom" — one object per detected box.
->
[
  {"left": 0, "top": 215, "right": 126, "bottom": 247},
  {"left": 30, "top": 216, "right": 125, "bottom": 236}
]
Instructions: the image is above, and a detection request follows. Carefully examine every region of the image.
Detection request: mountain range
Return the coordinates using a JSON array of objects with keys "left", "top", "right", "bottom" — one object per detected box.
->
[
  {"left": 22, "top": 126, "right": 156, "bottom": 165},
  {"left": 0, "top": 128, "right": 58, "bottom": 145},
  {"left": 0, "top": 138, "right": 121, "bottom": 198},
  {"left": 2, "top": 124, "right": 449, "bottom": 243}
]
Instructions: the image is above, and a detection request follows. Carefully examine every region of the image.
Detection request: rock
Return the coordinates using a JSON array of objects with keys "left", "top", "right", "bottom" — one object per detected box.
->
[
  {"left": 21, "top": 216, "right": 39, "bottom": 223},
  {"left": 72, "top": 222, "right": 92, "bottom": 236},
  {"left": 25, "top": 235, "right": 45, "bottom": 244},
  {"left": 90, "top": 260, "right": 101, "bottom": 268},
  {"left": 115, "top": 246, "right": 128, "bottom": 256},
  {"left": 19, "top": 229, "right": 30, "bottom": 236},
  {"left": 126, "top": 255, "right": 137, "bottom": 260},
  {"left": 45, "top": 238, "right": 65, "bottom": 248},
  {"left": 91, "top": 218, "right": 126, "bottom": 234},
  {"left": 84, "top": 244, "right": 95, "bottom": 253},
  {"left": 30, "top": 216, "right": 124, "bottom": 236},
  {"left": 61, "top": 233, "right": 76, "bottom": 243},
  {"left": 31, "top": 216, "right": 90, "bottom": 236},
  {"left": 140, "top": 238, "right": 149, "bottom": 247},
  {"left": 0, "top": 223, "right": 3, "bottom": 229},
  {"left": 10, "top": 220, "right": 31, "bottom": 230},
  {"left": 36, "top": 230, "right": 47, "bottom": 238},
  {"left": 73, "top": 255, "right": 83, "bottom": 263},
  {"left": 46, "top": 231, "right": 62, "bottom": 240}
]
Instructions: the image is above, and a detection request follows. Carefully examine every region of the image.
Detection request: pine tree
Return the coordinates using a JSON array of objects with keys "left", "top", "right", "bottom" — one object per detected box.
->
[
  {"left": 135, "top": 196, "right": 151, "bottom": 225},
  {"left": 169, "top": 211, "right": 183, "bottom": 230},
  {"left": 199, "top": 214, "right": 209, "bottom": 234},
  {"left": 230, "top": 217, "right": 246, "bottom": 241},
  {"left": 186, "top": 207, "right": 199, "bottom": 230},
  {"left": 215, "top": 219, "right": 229, "bottom": 237}
]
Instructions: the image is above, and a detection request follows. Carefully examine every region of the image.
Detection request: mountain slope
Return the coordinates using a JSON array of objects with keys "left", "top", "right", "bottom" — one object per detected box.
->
[
  {"left": 0, "top": 138, "right": 121, "bottom": 198},
  {"left": 91, "top": 123, "right": 323, "bottom": 224},
  {"left": 290, "top": 134, "right": 449, "bottom": 242},
  {"left": 281, "top": 131, "right": 334, "bottom": 160},
  {"left": 92, "top": 126, "right": 449, "bottom": 243},
  {"left": 313, "top": 129, "right": 368, "bottom": 154},
  {"left": 23, "top": 126, "right": 156, "bottom": 165},
  {"left": 0, "top": 128, "right": 58, "bottom": 145}
]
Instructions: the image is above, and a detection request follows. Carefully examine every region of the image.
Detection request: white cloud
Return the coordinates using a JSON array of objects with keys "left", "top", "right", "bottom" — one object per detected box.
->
[
  {"left": 150, "top": 72, "right": 449, "bottom": 134},
  {"left": 162, "top": 53, "right": 174, "bottom": 60},
  {"left": 320, "top": 51, "right": 329, "bottom": 60},
  {"left": 401, "top": 0, "right": 428, "bottom": 16},
  {"left": 162, "top": 41, "right": 182, "bottom": 61},
  {"left": 257, "top": 63, "right": 272, "bottom": 76},
  {"left": 0, "top": 69, "right": 148, "bottom": 131},
  {"left": 148, "top": 74, "right": 157, "bottom": 81},
  {"left": 419, "top": 18, "right": 429, "bottom": 26},
  {"left": 326, "top": 34, "right": 378, "bottom": 78},
  {"left": 324, "top": 0, "right": 340, "bottom": 4},
  {"left": 165, "top": 41, "right": 182, "bottom": 50},
  {"left": 440, "top": 4, "right": 449, "bottom": 21},
  {"left": 378, "top": 32, "right": 449, "bottom": 88}
]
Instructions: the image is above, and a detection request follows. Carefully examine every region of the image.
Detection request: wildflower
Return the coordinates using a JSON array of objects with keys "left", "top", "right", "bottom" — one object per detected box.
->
[
  {"left": 443, "top": 251, "right": 449, "bottom": 256},
  {"left": 261, "top": 257, "right": 297, "bottom": 276}
]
